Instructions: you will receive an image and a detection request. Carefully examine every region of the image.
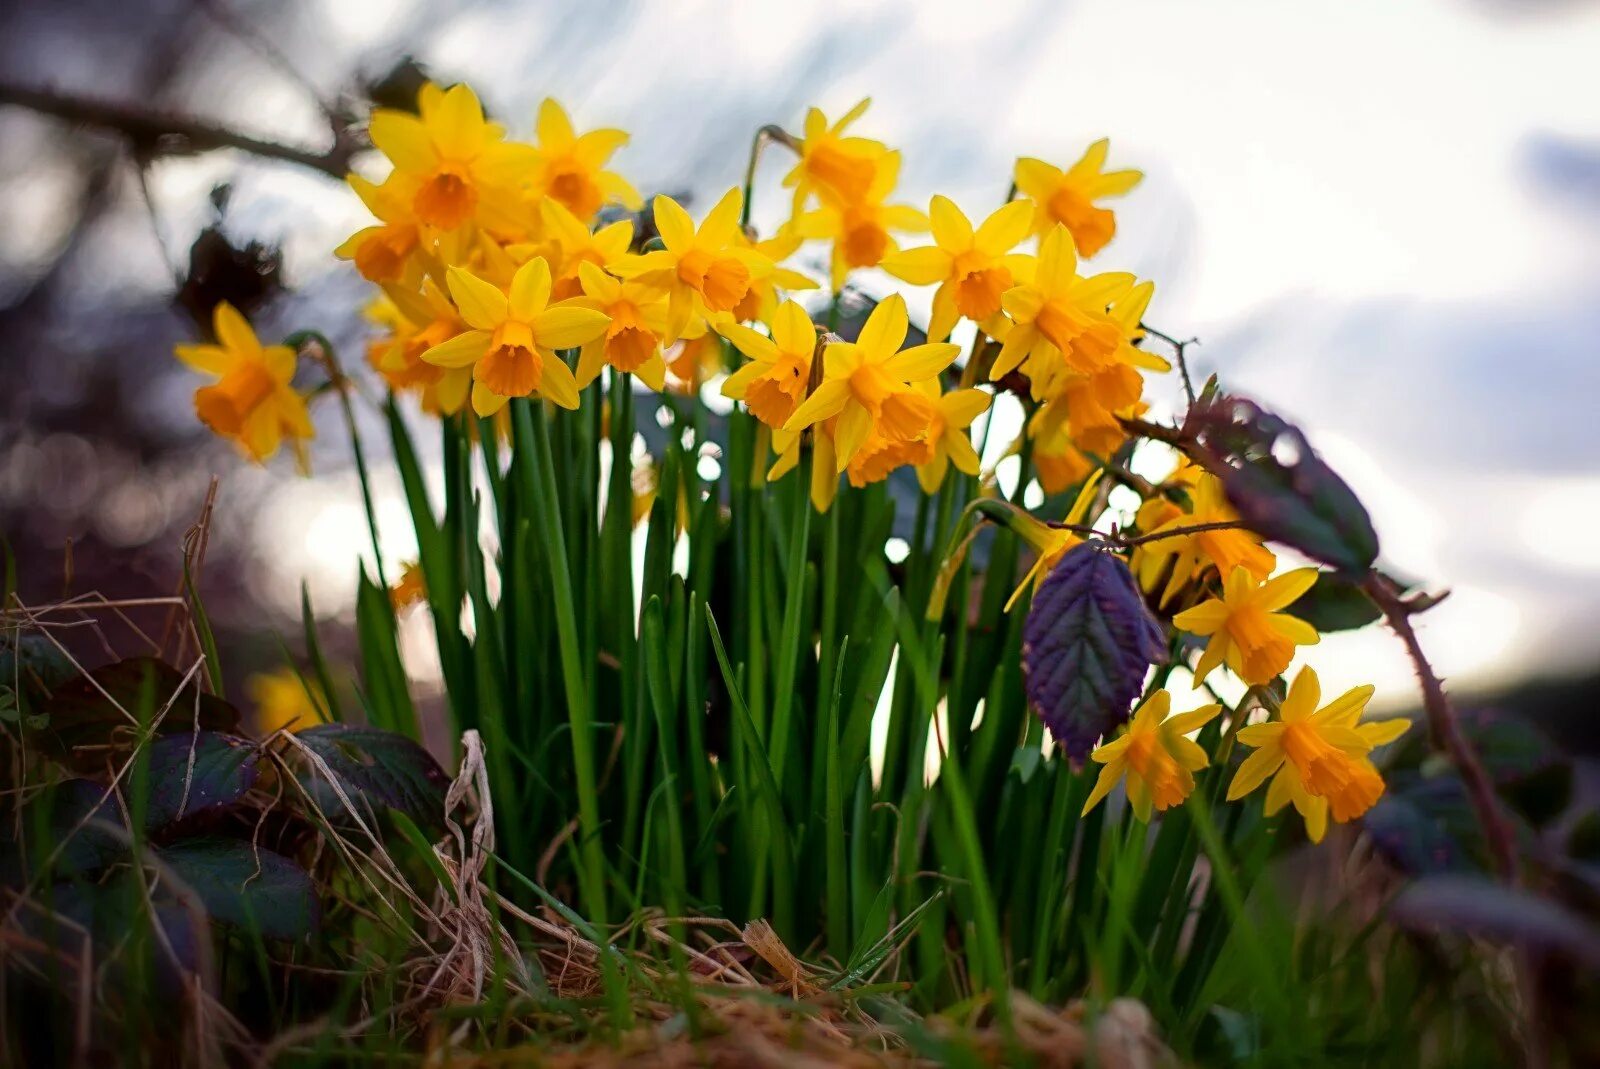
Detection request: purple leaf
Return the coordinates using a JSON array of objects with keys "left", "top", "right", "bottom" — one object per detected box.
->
[{"left": 1022, "top": 542, "right": 1167, "bottom": 762}]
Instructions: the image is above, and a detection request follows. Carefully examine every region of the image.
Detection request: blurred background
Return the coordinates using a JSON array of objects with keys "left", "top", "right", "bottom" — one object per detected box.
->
[{"left": 2, "top": 0, "right": 1597, "bottom": 741}]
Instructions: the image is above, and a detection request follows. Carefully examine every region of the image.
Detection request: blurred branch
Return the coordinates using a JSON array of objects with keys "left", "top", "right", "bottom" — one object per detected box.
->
[{"left": 0, "top": 80, "right": 358, "bottom": 178}]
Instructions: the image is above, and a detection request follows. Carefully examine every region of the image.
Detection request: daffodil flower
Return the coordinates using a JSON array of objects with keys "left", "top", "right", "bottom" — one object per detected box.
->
[
  {"left": 422, "top": 256, "right": 611, "bottom": 415},
  {"left": 1174, "top": 567, "right": 1322, "bottom": 685},
  {"left": 718, "top": 300, "right": 819, "bottom": 428},
  {"left": 526, "top": 98, "right": 641, "bottom": 223},
  {"left": 991, "top": 225, "right": 1136, "bottom": 383},
  {"left": 1003, "top": 469, "right": 1105, "bottom": 612},
  {"left": 175, "top": 302, "right": 314, "bottom": 466},
  {"left": 571, "top": 262, "right": 670, "bottom": 390},
  {"left": 247, "top": 668, "right": 328, "bottom": 735},
  {"left": 373, "top": 278, "right": 473, "bottom": 414},
  {"left": 1014, "top": 139, "right": 1142, "bottom": 257},
  {"left": 335, "top": 173, "right": 422, "bottom": 283},
  {"left": 793, "top": 152, "right": 928, "bottom": 290},
  {"left": 913, "top": 382, "right": 991, "bottom": 494},
  {"left": 1228, "top": 667, "right": 1410, "bottom": 842},
  {"left": 368, "top": 83, "right": 531, "bottom": 232},
  {"left": 613, "top": 190, "right": 774, "bottom": 342},
  {"left": 1132, "top": 474, "right": 1276, "bottom": 608},
  {"left": 538, "top": 199, "right": 634, "bottom": 301},
  {"left": 881, "top": 197, "right": 1036, "bottom": 342},
  {"left": 782, "top": 294, "right": 960, "bottom": 471},
  {"left": 782, "top": 99, "right": 892, "bottom": 214},
  {"left": 1083, "top": 691, "right": 1224, "bottom": 821}
]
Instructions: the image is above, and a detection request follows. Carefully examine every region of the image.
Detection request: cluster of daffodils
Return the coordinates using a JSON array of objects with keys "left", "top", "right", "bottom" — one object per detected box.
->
[{"left": 174, "top": 81, "right": 1409, "bottom": 845}]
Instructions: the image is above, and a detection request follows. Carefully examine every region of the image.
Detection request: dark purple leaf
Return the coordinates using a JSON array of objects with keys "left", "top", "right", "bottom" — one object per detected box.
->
[
  {"left": 38, "top": 658, "right": 240, "bottom": 772},
  {"left": 293, "top": 723, "right": 449, "bottom": 829},
  {"left": 144, "top": 732, "right": 260, "bottom": 829},
  {"left": 157, "top": 837, "right": 319, "bottom": 941},
  {"left": 1183, "top": 395, "right": 1379, "bottom": 574},
  {"left": 1389, "top": 875, "right": 1600, "bottom": 970},
  {"left": 1022, "top": 541, "right": 1167, "bottom": 762}
]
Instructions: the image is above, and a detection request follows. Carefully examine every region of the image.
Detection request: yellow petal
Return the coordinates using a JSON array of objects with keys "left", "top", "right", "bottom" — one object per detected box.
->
[
  {"left": 883, "top": 342, "right": 959, "bottom": 382},
  {"left": 369, "top": 110, "right": 437, "bottom": 172},
  {"left": 974, "top": 199, "right": 1034, "bottom": 255},
  {"left": 784, "top": 378, "right": 850, "bottom": 430},
  {"left": 1227, "top": 744, "right": 1284, "bottom": 800},
  {"left": 928, "top": 195, "right": 973, "bottom": 251},
  {"left": 533, "top": 305, "right": 612, "bottom": 349},
  {"left": 652, "top": 195, "right": 695, "bottom": 251},
  {"left": 698, "top": 187, "right": 745, "bottom": 248},
  {"left": 769, "top": 300, "right": 815, "bottom": 355},
  {"left": 213, "top": 301, "right": 260, "bottom": 355},
  {"left": 880, "top": 245, "right": 951, "bottom": 286},
  {"left": 447, "top": 267, "right": 509, "bottom": 330},
  {"left": 1080, "top": 761, "right": 1124, "bottom": 816},
  {"left": 1358, "top": 717, "right": 1411, "bottom": 748},
  {"left": 539, "top": 353, "right": 582, "bottom": 409},
  {"left": 509, "top": 256, "right": 553, "bottom": 319},
  {"left": 857, "top": 294, "right": 909, "bottom": 358},
  {"left": 1173, "top": 599, "right": 1229, "bottom": 636},
  {"left": 1258, "top": 567, "right": 1319, "bottom": 611},
  {"left": 421, "top": 330, "right": 491, "bottom": 368},
  {"left": 833, "top": 403, "right": 871, "bottom": 471}
]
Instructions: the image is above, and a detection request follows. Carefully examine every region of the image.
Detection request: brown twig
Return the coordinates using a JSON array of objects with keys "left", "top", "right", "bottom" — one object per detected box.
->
[
  {"left": 1140, "top": 323, "right": 1199, "bottom": 407},
  {"left": 1042, "top": 518, "right": 1252, "bottom": 548},
  {"left": 1361, "top": 572, "right": 1519, "bottom": 883},
  {"left": 0, "top": 80, "right": 358, "bottom": 178}
]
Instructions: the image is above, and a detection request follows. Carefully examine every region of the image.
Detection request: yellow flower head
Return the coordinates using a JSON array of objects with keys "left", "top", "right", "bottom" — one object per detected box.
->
[
  {"left": 368, "top": 83, "right": 531, "bottom": 232},
  {"left": 614, "top": 190, "right": 775, "bottom": 342},
  {"left": 572, "top": 262, "right": 670, "bottom": 390},
  {"left": 1014, "top": 139, "right": 1142, "bottom": 257},
  {"left": 372, "top": 279, "right": 474, "bottom": 414},
  {"left": 783, "top": 99, "right": 891, "bottom": 213},
  {"left": 390, "top": 560, "right": 427, "bottom": 611},
  {"left": 336, "top": 173, "right": 422, "bottom": 284},
  {"left": 882, "top": 196, "right": 1036, "bottom": 342},
  {"left": 1228, "top": 666, "right": 1410, "bottom": 842},
  {"left": 247, "top": 667, "right": 327, "bottom": 735},
  {"left": 782, "top": 294, "right": 960, "bottom": 472},
  {"left": 527, "top": 98, "right": 641, "bottom": 223},
  {"left": 538, "top": 199, "right": 635, "bottom": 301},
  {"left": 421, "top": 257, "right": 611, "bottom": 415},
  {"left": 663, "top": 316, "right": 724, "bottom": 396},
  {"left": 1083, "top": 691, "right": 1223, "bottom": 821},
  {"left": 718, "top": 299, "right": 819, "bottom": 429},
  {"left": 1174, "top": 567, "right": 1321, "bottom": 685},
  {"left": 1133, "top": 473, "right": 1277, "bottom": 608},
  {"left": 175, "top": 302, "right": 314, "bottom": 466},
  {"left": 1004, "top": 469, "right": 1104, "bottom": 612},
  {"left": 913, "top": 380, "right": 991, "bottom": 495},
  {"left": 793, "top": 152, "right": 928, "bottom": 290},
  {"left": 991, "top": 225, "right": 1136, "bottom": 384}
]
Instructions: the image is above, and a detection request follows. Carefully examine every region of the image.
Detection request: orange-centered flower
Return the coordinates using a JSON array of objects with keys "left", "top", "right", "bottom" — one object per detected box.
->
[
  {"left": 572, "top": 261, "right": 670, "bottom": 390},
  {"left": 336, "top": 174, "right": 422, "bottom": 283},
  {"left": 793, "top": 152, "right": 928, "bottom": 290},
  {"left": 782, "top": 99, "right": 892, "bottom": 214},
  {"left": 1014, "top": 139, "right": 1142, "bottom": 257},
  {"left": 718, "top": 300, "right": 820, "bottom": 429},
  {"left": 782, "top": 294, "right": 959, "bottom": 471},
  {"left": 1173, "top": 567, "right": 1321, "bottom": 686},
  {"left": 1228, "top": 666, "right": 1410, "bottom": 842},
  {"left": 421, "top": 256, "right": 610, "bottom": 415},
  {"left": 1133, "top": 474, "right": 1277, "bottom": 608},
  {"left": 367, "top": 83, "right": 530, "bottom": 232},
  {"left": 881, "top": 197, "right": 1035, "bottom": 342},
  {"left": 1082, "top": 691, "right": 1223, "bottom": 821},
  {"left": 175, "top": 302, "right": 314, "bottom": 466},
  {"left": 526, "top": 98, "right": 641, "bottom": 223}
]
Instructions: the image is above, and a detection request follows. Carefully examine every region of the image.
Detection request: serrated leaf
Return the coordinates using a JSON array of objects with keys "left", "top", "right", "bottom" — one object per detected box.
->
[
  {"left": 157, "top": 837, "right": 319, "bottom": 941},
  {"left": 293, "top": 723, "right": 449, "bottom": 829},
  {"left": 1021, "top": 542, "right": 1167, "bottom": 762},
  {"left": 144, "top": 732, "right": 261, "bottom": 829},
  {"left": 1183, "top": 395, "right": 1379, "bottom": 573},
  {"left": 37, "top": 658, "right": 240, "bottom": 771}
]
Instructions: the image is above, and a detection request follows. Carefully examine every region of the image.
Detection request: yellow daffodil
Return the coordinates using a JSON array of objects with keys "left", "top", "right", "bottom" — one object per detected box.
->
[
  {"left": 1034, "top": 439, "right": 1097, "bottom": 496},
  {"left": 1133, "top": 473, "right": 1276, "bottom": 608},
  {"left": 372, "top": 279, "right": 473, "bottom": 414},
  {"left": 614, "top": 190, "right": 774, "bottom": 341},
  {"left": 367, "top": 82, "right": 530, "bottom": 232},
  {"left": 717, "top": 299, "right": 819, "bottom": 428},
  {"left": 729, "top": 227, "right": 819, "bottom": 323},
  {"left": 571, "top": 261, "right": 670, "bottom": 390},
  {"left": 248, "top": 668, "right": 327, "bottom": 735},
  {"left": 1005, "top": 470, "right": 1105, "bottom": 612},
  {"left": 538, "top": 199, "right": 634, "bottom": 301},
  {"left": 1228, "top": 667, "right": 1409, "bottom": 842},
  {"left": 783, "top": 99, "right": 891, "bottom": 213},
  {"left": 990, "top": 225, "right": 1136, "bottom": 384},
  {"left": 782, "top": 294, "right": 960, "bottom": 471},
  {"left": 1174, "top": 567, "right": 1321, "bottom": 685},
  {"left": 913, "top": 381, "right": 991, "bottom": 494},
  {"left": 422, "top": 257, "right": 611, "bottom": 415},
  {"left": 175, "top": 302, "right": 314, "bottom": 466},
  {"left": 390, "top": 560, "right": 427, "bottom": 611},
  {"left": 1082, "top": 691, "right": 1223, "bottom": 820},
  {"left": 847, "top": 432, "right": 932, "bottom": 488},
  {"left": 882, "top": 197, "right": 1036, "bottom": 342},
  {"left": 769, "top": 421, "right": 842, "bottom": 513},
  {"left": 1014, "top": 139, "right": 1142, "bottom": 257},
  {"left": 664, "top": 317, "right": 724, "bottom": 396},
  {"left": 336, "top": 173, "right": 422, "bottom": 284},
  {"left": 793, "top": 153, "right": 928, "bottom": 289},
  {"left": 526, "top": 98, "right": 641, "bottom": 223}
]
